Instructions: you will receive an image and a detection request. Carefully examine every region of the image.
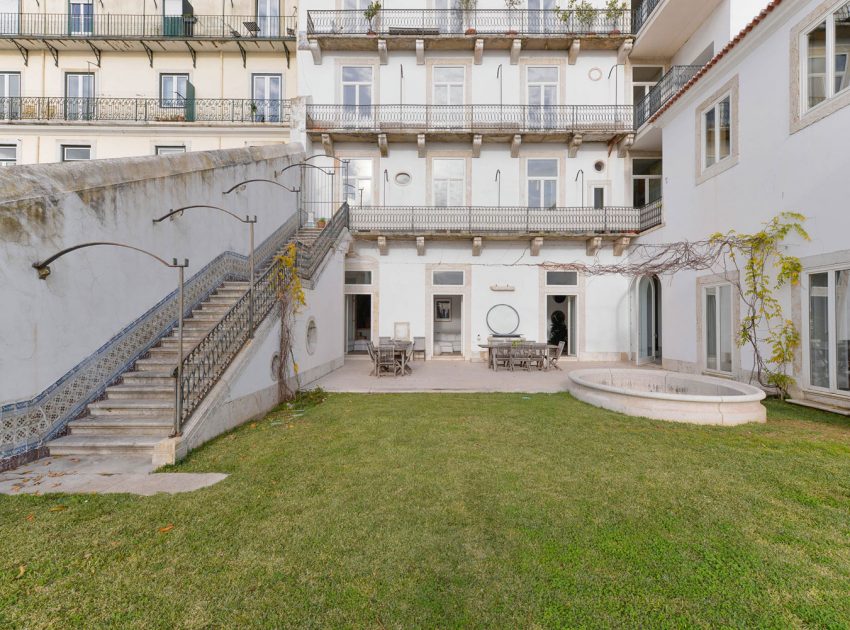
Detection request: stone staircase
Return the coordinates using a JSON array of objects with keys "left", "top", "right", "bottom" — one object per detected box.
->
[
  {"left": 45, "top": 224, "right": 330, "bottom": 458},
  {"left": 47, "top": 281, "right": 249, "bottom": 457}
]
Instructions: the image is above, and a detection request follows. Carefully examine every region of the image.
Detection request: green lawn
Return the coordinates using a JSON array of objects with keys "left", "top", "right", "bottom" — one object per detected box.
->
[{"left": 3, "top": 393, "right": 850, "bottom": 628}]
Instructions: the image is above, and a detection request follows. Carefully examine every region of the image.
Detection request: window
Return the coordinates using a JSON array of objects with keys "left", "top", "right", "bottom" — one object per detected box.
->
[
  {"left": 257, "top": 0, "right": 281, "bottom": 37},
  {"left": 343, "top": 158, "right": 373, "bottom": 206},
  {"left": 345, "top": 270, "right": 372, "bottom": 285},
  {"left": 160, "top": 74, "right": 189, "bottom": 108},
  {"left": 252, "top": 74, "right": 283, "bottom": 122},
  {"left": 632, "top": 66, "right": 663, "bottom": 104},
  {"left": 69, "top": 0, "right": 93, "bottom": 35},
  {"left": 546, "top": 271, "right": 578, "bottom": 286},
  {"left": 342, "top": 66, "right": 372, "bottom": 117},
  {"left": 65, "top": 73, "right": 94, "bottom": 121},
  {"left": 433, "top": 270, "right": 464, "bottom": 286},
  {"left": 592, "top": 187, "right": 605, "bottom": 209},
  {"left": 633, "top": 158, "right": 662, "bottom": 207},
  {"left": 527, "top": 159, "right": 558, "bottom": 208},
  {"left": 0, "top": 144, "right": 16, "bottom": 166},
  {"left": 703, "top": 94, "right": 731, "bottom": 169},
  {"left": 156, "top": 146, "right": 185, "bottom": 155},
  {"left": 433, "top": 66, "right": 464, "bottom": 105},
  {"left": 527, "top": 66, "right": 558, "bottom": 128},
  {"left": 62, "top": 145, "right": 91, "bottom": 161},
  {"left": 432, "top": 158, "right": 465, "bottom": 206},
  {"left": 807, "top": 269, "right": 850, "bottom": 393},
  {"left": 0, "top": 72, "right": 20, "bottom": 120},
  {"left": 704, "top": 284, "right": 733, "bottom": 373},
  {"left": 0, "top": 0, "right": 20, "bottom": 35},
  {"left": 803, "top": 2, "right": 850, "bottom": 111}
]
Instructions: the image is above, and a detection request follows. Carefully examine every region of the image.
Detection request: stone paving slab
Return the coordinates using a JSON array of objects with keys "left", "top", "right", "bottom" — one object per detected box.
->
[
  {"left": 311, "top": 358, "right": 649, "bottom": 394},
  {"left": 0, "top": 455, "right": 226, "bottom": 496}
]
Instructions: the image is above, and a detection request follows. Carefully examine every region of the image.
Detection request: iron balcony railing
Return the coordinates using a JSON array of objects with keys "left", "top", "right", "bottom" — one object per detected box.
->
[
  {"left": 308, "top": 104, "right": 634, "bottom": 134},
  {"left": 0, "top": 97, "right": 291, "bottom": 124},
  {"left": 178, "top": 204, "right": 350, "bottom": 426},
  {"left": 0, "top": 13, "right": 296, "bottom": 39},
  {"left": 307, "top": 8, "right": 631, "bottom": 37},
  {"left": 632, "top": 0, "right": 664, "bottom": 33},
  {"left": 350, "top": 200, "right": 663, "bottom": 235},
  {"left": 634, "top": 65, "right": 702, "bottom": 128}
]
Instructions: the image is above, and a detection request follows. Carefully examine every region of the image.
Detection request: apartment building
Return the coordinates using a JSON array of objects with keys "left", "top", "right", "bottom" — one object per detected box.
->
[
  {"left": 0, "top": 0, "right": 297, "bottom": 164},
  {"left": 296, "top": 0, "right": 765, "bottom": 363},
  {"left": 635, "top": 0, "right": 850, "bottom": 412}
]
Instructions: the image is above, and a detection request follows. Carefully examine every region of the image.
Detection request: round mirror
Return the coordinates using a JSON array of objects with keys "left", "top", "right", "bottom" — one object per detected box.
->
[{"left": 486, "top": 304, "right": 520, "bottom": 335}]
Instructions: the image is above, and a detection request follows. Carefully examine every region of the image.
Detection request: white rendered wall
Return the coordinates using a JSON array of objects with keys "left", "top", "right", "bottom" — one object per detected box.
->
[{"left": 0, "top": 144, "right": 304, "bottom": 403}]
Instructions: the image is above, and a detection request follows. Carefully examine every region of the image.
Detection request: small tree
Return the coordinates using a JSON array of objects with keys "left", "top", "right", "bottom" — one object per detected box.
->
[
  {"left": 505, "top": 0, "right": 522, "bottom": 32},
  {"left": 458, "top": 0, "right": 478, "bottom": 32},
  {"left": 275, "top": 242, "right": 306, "bottom": 402},
  {"left": 363, "top": 1, "right": 381, "bottom": 33},
  {"left": 555, "top": 0, "right": 596, "bottom": 29},
  {"left": 604, "top": 0, "right": 628, "bottom": 28},
  {"left": 711, "top": 212, "right": 810, "bottom": 398}
]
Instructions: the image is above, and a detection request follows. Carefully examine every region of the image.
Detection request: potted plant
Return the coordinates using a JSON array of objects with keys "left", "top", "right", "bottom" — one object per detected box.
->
[
  {"left": 604, "top": 0, "right": 627, "bottom": 34},
  {"left": 363, "top": 1, "right": 381, "bottom": 36},
  {"left": 554, "top": 0, "right": 596, "bottom": 32},
  {"left": 504, "top": 0, "right": 521, "bottom": 35},
  {"left": 459, "top": 0, "right": 478, "bottom": 35},
  {"left": 317, "top": 217, "right": 328, "bottom": 228}
]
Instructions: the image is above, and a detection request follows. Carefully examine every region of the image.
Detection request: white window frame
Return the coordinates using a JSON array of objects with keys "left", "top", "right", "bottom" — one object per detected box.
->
[
  {"left": 802, "top": 265, "right": 850, "bottom": 396},
  {"left": 801, "top": 2, "right": 850, "bottom": 113},
  {"left": 0, "top": 143, "right": 17, "bottom": 166},
  {"left": 432, "top": 66, "right": 465, "bottom": 106},
  {"left": 155, "top": 145, "right": 186, "bottom": 155},
  {"left": 342, "top": 157, "right": 374, "bottom": 206},
  {"left": 431, "top": 158, "right": 465, "bottom": 207},
  {"left": 631, "top": 65, "right": 664, "bottom": 104},
  {"left": 702, "top": 283, "right": 734, "bottom": 374},
  {"left": 702, "top": 93, "right": 732, "bottom": 170},
  {"left": 526, "top": 158, "right": 558, "bottom": 209},
  {"left": 341, "top": 65, "right": 373, "bottom": 113},
  {"left": 632, "top": 157, "right": 663, "bottom": 207},
  {"left": 69, "top": 0, "right": 93, "bottom": 36},
  {"left": 61, "top": 144, "right": 92, "bottom": 162},
  {"left": 0, "top": 71, "right": 21, "bottom": 120},
  {"left": 695, "top": 75, "right": 739, "bottom": 184},
  {"left": 432, "top": 270, "right": 465, "bottom": 286},
  {"left": 160, "top": 73, "right": 189, "bottom": 108}
]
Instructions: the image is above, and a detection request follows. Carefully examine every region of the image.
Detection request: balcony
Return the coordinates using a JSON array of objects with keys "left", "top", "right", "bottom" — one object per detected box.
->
[
  {"left": 349, "top": 199, "right": 663, "bottom": 238},
  {"left": 0, "top": 97, "right": 291, "bottom": 125},
  {"left": 307, "top": 104, "right": 634, "bottom": 146},
  {"left": 306, "top": 9, "right": 631, "bottom": 53},
  {"left": 0, "top": 13, "right": 296, "bottom": 59},
  {"left": 634, "top": 65, "right": 702, "bottom": 128}
]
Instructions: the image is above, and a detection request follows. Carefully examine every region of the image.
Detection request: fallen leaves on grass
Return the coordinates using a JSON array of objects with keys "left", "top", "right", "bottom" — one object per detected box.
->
[
  {"left": 14, "top": 565, "right": 26, "bottom": 580},
  {"left": 158, "top": 524, "right": 175, "bottom": 534},
  {"left": 48, "top": 505, "right": 67, "bottom": 512},
  {"left": 25, "top": 514, "right": 34, "bottom": 522}
]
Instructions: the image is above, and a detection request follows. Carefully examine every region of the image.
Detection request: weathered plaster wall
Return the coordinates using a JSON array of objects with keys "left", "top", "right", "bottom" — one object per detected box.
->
[{"left": 0, "top": 143, "right": 304, "bottom": 403}]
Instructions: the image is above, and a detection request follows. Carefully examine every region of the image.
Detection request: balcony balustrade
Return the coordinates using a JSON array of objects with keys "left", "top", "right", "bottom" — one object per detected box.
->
[
  {"left": 308, "top": 104, "right": 634, "bottom": 142},
  {"left": 634, "top": 65, "right": 702, "bottom": 128},
  {"left": 0, "top": 13, "right": 296, "bottom": 40},
  {"left": 307, "top": 9, "right": 631, "bottom": 51},
  {"left": 349, "top": 199, "right": 663, "bottom": 236},
  {"left": 632, "top": 0, "right": 663, "bottom": 33},
  {"left": 0, "top": 97, "right": 291, "bottom": 125}
]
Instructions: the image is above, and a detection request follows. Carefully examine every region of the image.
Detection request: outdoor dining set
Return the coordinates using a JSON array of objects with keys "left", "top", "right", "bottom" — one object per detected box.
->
[
  {"left": 479, "top": 340, "right": 566, "bottom": 371},
  {"left": 366, "top": 337, "right": 425, "bottom": 377}
]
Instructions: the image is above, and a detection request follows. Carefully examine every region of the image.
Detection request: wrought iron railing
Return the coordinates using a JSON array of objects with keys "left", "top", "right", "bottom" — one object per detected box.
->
[
  {"left": 0, "top": 97, "right": 291, "bottom": 124},
  {"left": 350, "top": 202, "right": 662, "bottom": 234},
  {"left": 0, "top": 13, "right": 296, "bottom": 39},
  {"left": 632, "top": 0, "right": 664, "bottom": 33},
  {"left": 307, "top": 9, "right": 631, "bottom": 36},
  {"left": 178, "top": 204, "right": 350, "bottom": 427},
  {"left": 634, "top": 65, "right": 702, "bottom": 128},
  {"left": 307, "top": 104, "right": 633, "bottom": 134},
  {"left": 0, "top": 214, "right": 298, "bottom": 460}
]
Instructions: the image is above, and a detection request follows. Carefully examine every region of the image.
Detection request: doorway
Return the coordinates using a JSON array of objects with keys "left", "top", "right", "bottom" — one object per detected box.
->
[
  {"left": 433, "top": 295, "right": 463, "bottom": 357},
  {"left": 637, "top": 275, "right": 661, "bottom": 364},
  {"left": 547, "top": 295, "right": 577, "bottom": 357},
  {"left": 345, "top": 294, "right": 372, "bottom": 354}
]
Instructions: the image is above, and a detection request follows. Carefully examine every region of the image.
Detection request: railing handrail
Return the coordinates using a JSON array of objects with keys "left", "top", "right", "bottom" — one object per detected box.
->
[
  {"left": 632, "top": 0, "right": 664, "bottom": 33},
  {"left": 307, "top": 8, "right": 632, "bottom": 37},
  {"left": 0, "top": 12, "right": 297, "bottom": 39},
  {"left": 634, "top": 65, "right": 703, "bottom": 128},
  {"left": 0, "top": 96, "right": 292, "bottom": 124}
]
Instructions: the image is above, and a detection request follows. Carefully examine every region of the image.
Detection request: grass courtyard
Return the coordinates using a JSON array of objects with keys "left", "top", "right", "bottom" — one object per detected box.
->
[{"left": 2, "top": 392, "right": 850, "bottom": 628}]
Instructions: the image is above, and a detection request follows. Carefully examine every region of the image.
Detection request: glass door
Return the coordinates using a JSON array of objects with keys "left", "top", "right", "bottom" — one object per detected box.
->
[
  {"left": 527, "top": 67, "right": 558, "bottom": 129},
  {"left": 637, "top": 276, "right": 660, "bottom": 365},
  {"left": 69, "top": 0, "right": 93, "bottom": 35},
  {"left": 65, "top": 73, "right": 94, "bottom": 121},
  {"left": 0, "top": 0, "right": 19, "bottom": 35},
  {"left": 527, "top": 159, "right": 558, "bottom": 209},
  {"left": 252, "top": 74, "right": 282, "bottom": 122},
  {"left": 257, "top": 0, "right": 280, "bottom": 37},
  {"left": 432, "top": 66, "right": 464, "bottom": 130},
  {"left": 807, "top": 269, "right": 850, "bottom": 394},
  {"left": 529, "top": 0, "right": 556, "bottom": 34},
  {"left": 0, "top": 72, "right": 20, "bottom": 120},
  {"left": 341, "top": 66, "right": 372, "bottom": 127}
]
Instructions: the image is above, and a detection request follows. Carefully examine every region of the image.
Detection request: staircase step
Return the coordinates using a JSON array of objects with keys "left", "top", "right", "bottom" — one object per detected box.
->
[
  {"left": 135, "top": 358, "right": 178, "bottom": 372},
  {"left": 69, "top": 416, "right": 174, "bottom": 437},
  {"left": 104, "top": 384, "right": 173, "bottom": 400},
  {"left": 89, "top": 399, "right": 174, "bottom": 418},
  {"left": 206, "top": 295, "right": 241, "bottom": 305},
  {"left": 221, "top": 281, "right": 250, "bottom": 289},
  {"left": 147, "top": 348, "right": 180, "bottom": 361},
  {"left": 47, "top": 434, "right": 162, "bottom": 456},
  {"left": 213, "top": 288, "right": 246, "bottom": 297},
  {"left": 121, "top": 372, "right": 174, "bottom": 387}
]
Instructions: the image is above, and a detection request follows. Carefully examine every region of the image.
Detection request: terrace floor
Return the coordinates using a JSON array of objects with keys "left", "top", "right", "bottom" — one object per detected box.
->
[{"left": 311, "top": 356, "right": 654, "bottom": 393}]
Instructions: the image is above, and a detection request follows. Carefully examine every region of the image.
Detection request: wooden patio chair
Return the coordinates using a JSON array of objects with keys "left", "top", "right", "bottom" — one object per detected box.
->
[
  {"left": 366, "top": 340, "right": 378, "bottom": 376},
  {"left": 510, "top": 344, "right": 531, "bottom": 371},
  {"left": 549, "top": 341, "right": 566, "bottom": 370},
  {"left": 527, "top": 344, "right": 547, "bottom": 371},
  {"left": 376, "top": 345, "right": 397, "bottom": 377},
  {"left": 379, "top": 336, "right": 391, "bottom": 345},
  {"left": 493, "top": 344, "right": 513, "bottom": 371},
  {"left": 412, "top": 336, "right": 426, "bottom": 361}
]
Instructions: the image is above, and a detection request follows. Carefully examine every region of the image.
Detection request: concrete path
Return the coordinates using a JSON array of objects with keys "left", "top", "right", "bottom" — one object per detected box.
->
[
  {"left": 311, "top": 357, "right": 648, "bottom": 393},
  {"left": 0, "top": 455, "right": 226, "bottom": 496}
]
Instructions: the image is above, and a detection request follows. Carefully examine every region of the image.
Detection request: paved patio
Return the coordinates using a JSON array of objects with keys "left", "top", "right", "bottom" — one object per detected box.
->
[
  {"left": 311, "top": 357, "right": 647, "bottom": 393},
  {"left": 0, "top": 454, "right": 227, "bottom": 496}
]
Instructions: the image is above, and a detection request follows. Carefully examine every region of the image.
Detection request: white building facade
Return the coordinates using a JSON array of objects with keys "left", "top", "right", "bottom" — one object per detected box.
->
[{"left": 0, "top": 0, "right": 297, "bottom": 164}]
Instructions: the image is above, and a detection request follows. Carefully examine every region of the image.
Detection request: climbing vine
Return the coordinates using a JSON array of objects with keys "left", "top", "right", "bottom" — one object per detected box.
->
[
  {"left": 275, "top": 242, "right": 306, "bottom": 402},
  {"left": 711, "top": 212, "right": 809, "bottom": 398}
]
